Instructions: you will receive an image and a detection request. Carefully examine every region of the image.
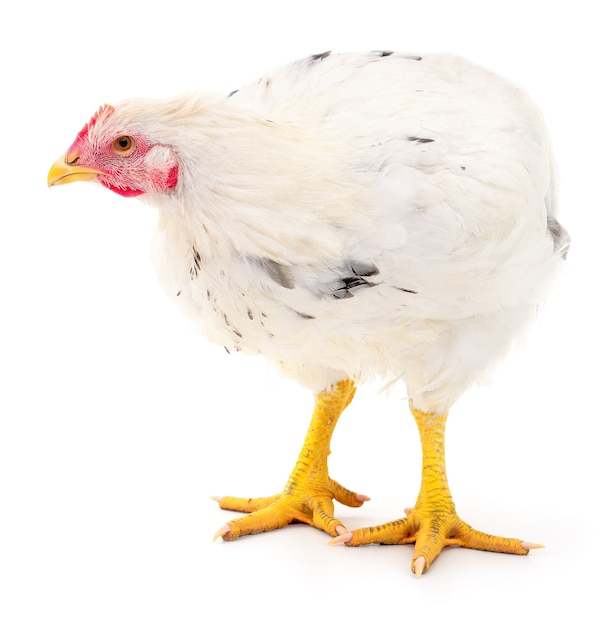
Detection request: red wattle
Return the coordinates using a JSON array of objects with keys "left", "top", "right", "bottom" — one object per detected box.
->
[{"left": 101, "top": 180, "right": 145, "bottom": 197}]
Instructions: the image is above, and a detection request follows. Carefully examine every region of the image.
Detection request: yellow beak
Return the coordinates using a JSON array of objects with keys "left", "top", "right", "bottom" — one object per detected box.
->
[{"left": 47, "top": 155, "right": 104, "bottom": 187}]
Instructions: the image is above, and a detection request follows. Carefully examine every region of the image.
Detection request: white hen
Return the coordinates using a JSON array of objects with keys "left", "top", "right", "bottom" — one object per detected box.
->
[{"left": 48, "top": 51, "right": 568, "bottom": 575}]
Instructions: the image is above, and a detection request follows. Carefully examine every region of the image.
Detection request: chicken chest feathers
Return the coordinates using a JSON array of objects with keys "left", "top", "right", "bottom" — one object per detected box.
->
[{"left": 85, "top": 51, "right": 567, "bottom": 413}]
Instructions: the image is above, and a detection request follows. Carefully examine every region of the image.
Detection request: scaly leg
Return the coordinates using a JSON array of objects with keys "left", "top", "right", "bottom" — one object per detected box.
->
[
  {"left": 332, "top": 403, "right": 541, "bottom": 575},
  {"left": 213, "top": 380, "right": 368, "bottom": 541}
]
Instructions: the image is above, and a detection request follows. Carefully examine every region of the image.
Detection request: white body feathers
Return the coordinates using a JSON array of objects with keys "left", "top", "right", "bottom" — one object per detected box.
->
[{"left": 136, "top": 51, "right": 566, "bottom": 414}]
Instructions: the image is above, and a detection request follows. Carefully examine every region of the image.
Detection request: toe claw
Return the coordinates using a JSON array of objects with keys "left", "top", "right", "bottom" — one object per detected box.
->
[
  {"left": 329, "top": 531, "right": 353, "bottom": 545},
  {"left": 213, "top": 524, "right": 231, "bottom": 542},
  {"left": 414, "top": 556, "right": 426, "bottom": 578},
  {"left": 521, "top": 541, "right": 545, "bottom": 550}
]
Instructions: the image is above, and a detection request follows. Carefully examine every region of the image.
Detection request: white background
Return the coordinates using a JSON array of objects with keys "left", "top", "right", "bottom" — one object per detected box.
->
[{"left": 1, "top": 1, "right": 604, "bottom": 624}]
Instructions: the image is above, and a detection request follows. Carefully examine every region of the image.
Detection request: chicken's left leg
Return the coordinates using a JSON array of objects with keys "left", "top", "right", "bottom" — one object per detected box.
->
[
  {"left": 332, "top": 404, "right": 541, "bottom": 575},
  {"left": 213, "top": 380, "right": 367, "bottom": 541}
]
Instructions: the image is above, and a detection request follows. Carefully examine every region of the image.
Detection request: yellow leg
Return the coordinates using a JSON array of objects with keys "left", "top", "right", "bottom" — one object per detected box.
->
[
  {"left": 334, "top": 404, "right": 539, "bottom": 575},
  {"left": 214, "top": 380, "right": 367, "bottom": 540}
]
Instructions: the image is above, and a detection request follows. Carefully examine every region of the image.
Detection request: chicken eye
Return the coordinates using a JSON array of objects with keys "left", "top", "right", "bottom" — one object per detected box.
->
[{"left": 113, "top": 136, "right": 134, "bottom": 154}]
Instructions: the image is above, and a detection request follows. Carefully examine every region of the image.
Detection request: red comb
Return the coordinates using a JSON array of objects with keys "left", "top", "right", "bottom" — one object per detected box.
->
[{"left": 76, "top": 103, "right": 115, "bottom": 140}]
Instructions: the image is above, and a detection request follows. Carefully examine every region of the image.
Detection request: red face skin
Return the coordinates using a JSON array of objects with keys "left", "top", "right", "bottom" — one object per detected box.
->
[{"left": 66, "top": 105, "right": 179, "bottom": 197}]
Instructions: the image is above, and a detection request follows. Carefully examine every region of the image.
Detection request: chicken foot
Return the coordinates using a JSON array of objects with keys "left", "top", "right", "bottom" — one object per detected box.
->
[
  {"left": 213, "top": 379, "right": 368, "bottom": 540},
  {"left": 331, "top": 405, "right": 541, "bottom": 575}
]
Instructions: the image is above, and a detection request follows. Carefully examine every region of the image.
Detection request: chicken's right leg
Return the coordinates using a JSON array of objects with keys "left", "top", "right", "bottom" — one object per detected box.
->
[{"left": 213, "top": 379, "right": 368, "bottom": 540}]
